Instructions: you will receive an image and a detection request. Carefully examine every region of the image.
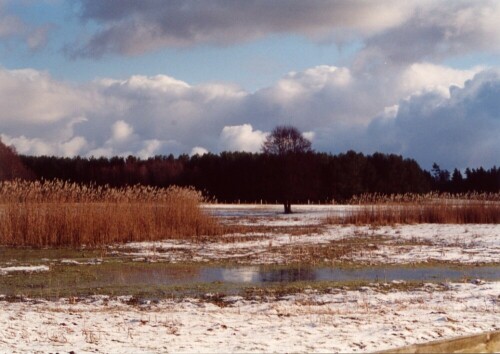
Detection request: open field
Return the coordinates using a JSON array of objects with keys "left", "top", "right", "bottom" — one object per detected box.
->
[
  {"left": 111, "top": 204, "right": 499, "bottom": 265},
  {"left": 1, "top": 202, "right": 499, "bottom": 352},
  {"left": 0, "top": 282, "right": 498, "bottom": 353}
]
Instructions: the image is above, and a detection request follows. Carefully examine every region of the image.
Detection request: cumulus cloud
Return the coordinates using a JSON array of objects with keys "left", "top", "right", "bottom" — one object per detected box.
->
[
  {"left": 60, "top": 136, "right": 88, "bottom": 157},
  {"left": 0, "top": 64, "right": 497, "bottom": 169},
  {"left": 190, "top": 146, "right": 208, "bottom": 157},
  {"left": 0, "top": 1, "right": 495, "bottom": 170},
  {"left": 88, "top": 74, "right": 247, "bottom": 156},
  {"left": 1, "top": 134, "right": 89, "bottom": 157},
  {"left": 398, "top": 63, "right": 482, "bottom": 97},
  {"left": 86, "top": 120, "right": 138, "bottom": 157},
  {"left": 111, "top": 120, "right": 133, "bottom": 141},
  {"left": 350, "top": 70, "right": 500, "bottom": 169},
  {"left": 247, "top": 63, "right": 479, "bottom": 133},
  {"left": 138, "top": 139, "right": 162, "bottom": 159},
  {"left": 0, "top": 69, "right": 93, "bottom": 129},
  {"left": 219, "top": 124, "right": 267, "bottom": 152}
]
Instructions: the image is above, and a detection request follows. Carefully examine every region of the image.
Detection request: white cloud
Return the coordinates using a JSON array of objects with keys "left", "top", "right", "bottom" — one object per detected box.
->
[
  {"left": 0, "top": 1, "right": 496, "bottom": 170},
  {"left": 399, "top": 63, "right": 482, "bottom": 98},
  {"left": 0, "top": 64, "right": 497, "bottom": 168},
  {"left": 219, "top": 124, "right": 267, "bottom": 152},
  {"left": 138, "top": 139, "right": 162, "bottom": 159},
  {"left": 87, "top": 147, "right": 114, "bottom": 158},
  {"left": 111, "top": 120, "right": 133, "bottom": 142},
  {"left": 1, "top": 135, "right": 54, "bottom": 156},
  {"left": 302, "top": 131, "right": 315, "bottom": 142},
  {"left": 356, "top": 70, "right": 500, "bottom": 169},
  {"left": 0, "top": 69, "right": 92, "bottom": 128},
  {"left": 0, "top": 134, "right": 88, "bottom": 157},
  {"left": 190, "top": 146, "right": 208, "bottom": 156},
  {"left": 59, "top": 136, "right": 88, "bottom": 157},
  {"left": 101, "top": 75, "right": 191, "bottom": 94},
  {"left": 86, "top": 120, "right": 138, "bottom": 157}
]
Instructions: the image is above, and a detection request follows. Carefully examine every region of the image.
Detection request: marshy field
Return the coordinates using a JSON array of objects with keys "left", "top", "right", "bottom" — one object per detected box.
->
[{"left": 0, "top": 181, "right": 499, "bottom": 353}]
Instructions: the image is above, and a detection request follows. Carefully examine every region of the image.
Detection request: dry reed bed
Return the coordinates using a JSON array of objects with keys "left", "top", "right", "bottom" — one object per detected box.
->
[
  {"left": 348, "top": 192, "right": 500, "bottom": 204},
  {"left": 0, "top": 180, "right": 220, "bottom": 247},
  {"left": 330, "top": 192, "right": 500, "bottom": 225}
]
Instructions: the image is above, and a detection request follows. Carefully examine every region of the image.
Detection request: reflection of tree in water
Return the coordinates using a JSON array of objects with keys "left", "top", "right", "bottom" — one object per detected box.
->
[
  {"left": 107, "top": 264, "right": 203, "bottom": 285},
  {"left": 260, "top": 268, "right": 316, "bottom": 283}
]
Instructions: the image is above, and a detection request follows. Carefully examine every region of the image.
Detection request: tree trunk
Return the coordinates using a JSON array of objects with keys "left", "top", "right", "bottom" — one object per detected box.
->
[{"left": 283, "top": 201, "right": 292, "bottom": 214}]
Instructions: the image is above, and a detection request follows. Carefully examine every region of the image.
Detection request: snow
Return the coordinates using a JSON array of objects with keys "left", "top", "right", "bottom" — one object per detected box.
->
[
  {"left": 119, "top": 206, "right": 500, "bottom": 264},
  {"left": 60, "top": 259, "right": 102, "bottom": 265},
  {"left": 0, "top": 282, "right": 498, "bottom": 353},
  {"left": 0, "top": 265, "right": 49, "bottom": 275},
  {"left": 1, "top": 204, "right": 498, "bottom": 352},
  {"left": 340, "top": 224, "right": 500, "bottom": 264}
]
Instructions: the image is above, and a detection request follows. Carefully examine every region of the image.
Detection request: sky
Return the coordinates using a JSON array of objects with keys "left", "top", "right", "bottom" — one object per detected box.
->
[{"left": 0, "top": 0, "right": 499, "bottom": 170}]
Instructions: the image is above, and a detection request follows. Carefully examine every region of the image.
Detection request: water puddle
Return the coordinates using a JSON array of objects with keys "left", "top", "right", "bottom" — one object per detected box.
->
[
  {"left": 99, "top": 264, "right": 500, "bottom": 286},
  {"left": 5, "top": 263, "right": 498, "bottom": 298}
]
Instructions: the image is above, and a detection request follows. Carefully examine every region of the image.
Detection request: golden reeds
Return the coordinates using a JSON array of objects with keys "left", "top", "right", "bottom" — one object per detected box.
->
[
  {"left": 347, "top": 192, "right": 500, "bottom": 205},
  {"left": 0, "top": 180, "right": 220, "bottom": 247},
  {"left": 330, "top": 192, "right": 500, "bottom": 225}
]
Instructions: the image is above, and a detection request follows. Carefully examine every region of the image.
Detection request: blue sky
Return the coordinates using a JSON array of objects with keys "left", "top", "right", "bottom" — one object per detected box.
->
[
  {"left": 0, "top": 0, "right": 499, "bottom": 170},
  {"left": 2, "top": 2, "right": 362, "bottom": 90}
]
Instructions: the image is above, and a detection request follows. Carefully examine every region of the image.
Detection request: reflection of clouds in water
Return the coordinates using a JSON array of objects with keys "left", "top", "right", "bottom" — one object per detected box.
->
[{"left": 221, "top": 266, "right": 259, "bottom": 283}]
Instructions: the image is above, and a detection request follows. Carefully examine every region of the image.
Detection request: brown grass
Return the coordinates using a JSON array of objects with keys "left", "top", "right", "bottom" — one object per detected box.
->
[
  {"left": 0, "top": 180, "right": 221, "bottom": 247},
  {"left": 329, "top": 193, "right": 500, "bottom": 225}
]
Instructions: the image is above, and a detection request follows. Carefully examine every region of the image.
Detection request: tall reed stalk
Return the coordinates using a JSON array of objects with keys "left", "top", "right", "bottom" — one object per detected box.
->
[
  {"left": 329, "top": 192, "right": 500, "bottom": 225},
  {"left": 0, "top": 180, "right": 220, "bottom": 247}
]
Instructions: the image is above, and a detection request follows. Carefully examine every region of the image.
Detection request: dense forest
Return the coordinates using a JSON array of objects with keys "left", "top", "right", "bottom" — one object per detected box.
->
[
  {"left": 17, "top": 151, "right": 499, "bottom": 203},
  {"left": 1, "top": 137, "right": 498, "bottom": 203}
]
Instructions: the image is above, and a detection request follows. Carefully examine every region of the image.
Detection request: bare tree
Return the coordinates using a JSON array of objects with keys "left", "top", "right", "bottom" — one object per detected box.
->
[
  {"left": 262, "top": 125, "right": 312, "bottom": 155},
  {"left": 261, "top": 125, "right": 313, "bottom": 213}
]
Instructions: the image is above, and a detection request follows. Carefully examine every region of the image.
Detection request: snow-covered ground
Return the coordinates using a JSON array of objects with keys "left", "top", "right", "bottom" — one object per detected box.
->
[
  {"left": 1, "top": 204, "right": 498, "bottom": 353},
  {"left": 117, "top": 204, "right": 500, "bottom": 265},
  {"left": 0, "top": 265, "right": 49, "bottom": 275},
  {"left": 0, "top": 282, "right": 498, "bottom": 353}
]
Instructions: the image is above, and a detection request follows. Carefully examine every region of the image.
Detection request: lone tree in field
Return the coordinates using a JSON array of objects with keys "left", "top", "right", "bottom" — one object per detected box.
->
[
  {"left": 262, "top": 125, "right": 312, "bottom": 155},
  {"left": 261, "top": 125, "right": 313, "bottom": 214}
]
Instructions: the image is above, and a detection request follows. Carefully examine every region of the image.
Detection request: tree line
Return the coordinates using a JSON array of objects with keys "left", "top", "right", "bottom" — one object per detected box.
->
[
  {"left": 0, "top": 140, "right": 33, "bottom": 181},
  {"left": 16, "top": 151, "right": 498, "bottom": 202},
  {"left": 430, "top": 163, "right": 500, "bottom": 194},
  {"left": 1, "top": 137, "right": 498, "bottom": 204}
]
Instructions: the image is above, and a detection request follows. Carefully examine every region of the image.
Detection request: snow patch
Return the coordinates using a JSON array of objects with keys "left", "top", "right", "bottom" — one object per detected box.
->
[
  {"left": 0, "top": 265, "right": 49, "bottom": 275},
  {"left": 0, "top": 282, "right": 498, "bottom": 352}
]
